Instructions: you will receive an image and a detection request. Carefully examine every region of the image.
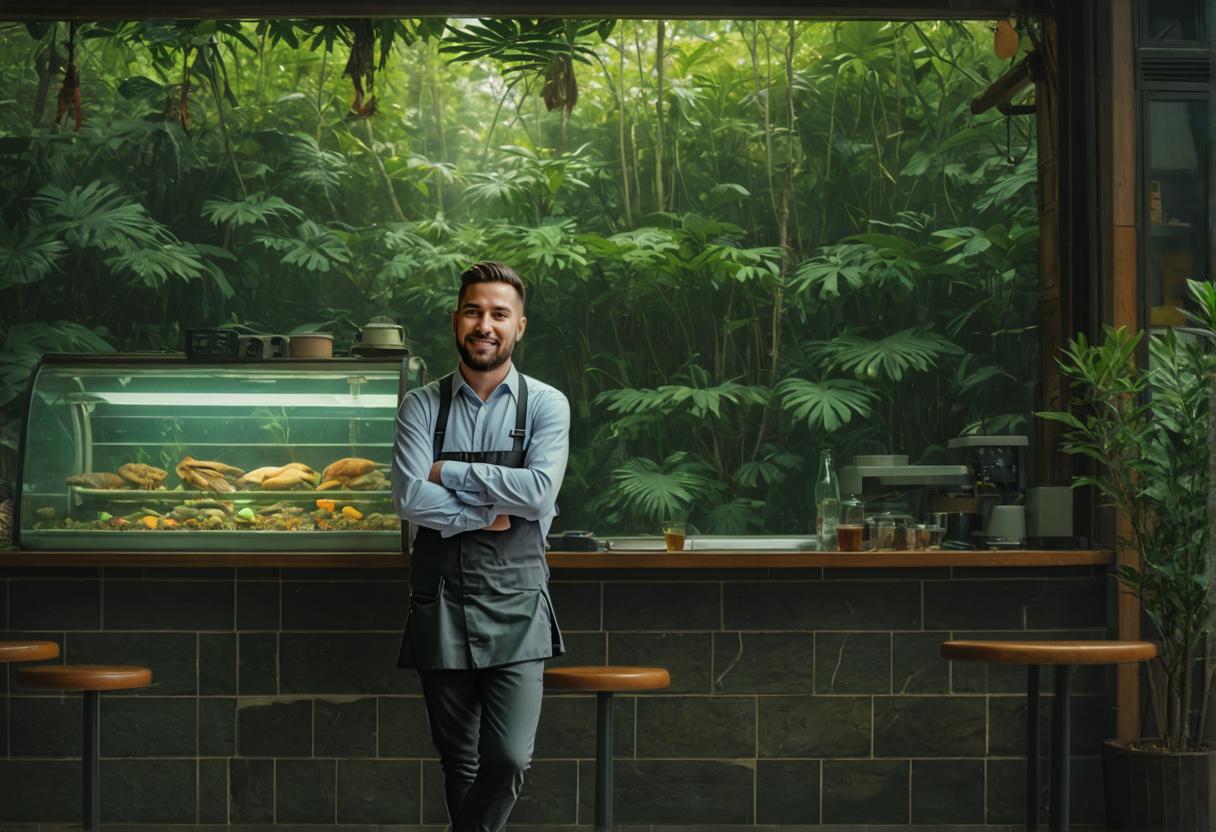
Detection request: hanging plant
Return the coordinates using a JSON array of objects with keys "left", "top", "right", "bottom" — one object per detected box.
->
[
  {"left": 345, "top": 19, "right": 377, "bottom": 118},
  {"left": 53, "top": 21, "right": 81, "bottom": 132},
  {"left": 440, "top": 18, "right": 614, "bottom": 119}
]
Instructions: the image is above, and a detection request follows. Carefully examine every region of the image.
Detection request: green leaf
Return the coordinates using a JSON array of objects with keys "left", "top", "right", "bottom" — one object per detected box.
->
[{"left": 776, "top": 377, "right": 879, "bottom": 433}]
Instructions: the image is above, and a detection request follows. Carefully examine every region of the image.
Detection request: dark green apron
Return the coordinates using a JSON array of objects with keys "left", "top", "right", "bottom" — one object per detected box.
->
[{"left": 397, "top": 373, "right": 565, "bottom": 670}]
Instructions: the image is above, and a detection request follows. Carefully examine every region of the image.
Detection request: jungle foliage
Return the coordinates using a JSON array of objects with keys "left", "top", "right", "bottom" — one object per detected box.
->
[{"left": 0, "top": 17, "right": 1041, "bottom": 533}]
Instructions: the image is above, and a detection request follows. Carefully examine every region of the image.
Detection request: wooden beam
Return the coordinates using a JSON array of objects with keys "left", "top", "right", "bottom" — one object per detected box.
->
[
  {"left": 1107, "top": 0, "right": 1141, "bottom": 743},
  {"left": 970, "top": 52, "right": 1040, "bottom": 115},
  {"left": 1036, "top": 17, "right": 1068, "bottom": 488},
  {"left": 0, "top": 0, "right": 1055, "bottom": 20}
]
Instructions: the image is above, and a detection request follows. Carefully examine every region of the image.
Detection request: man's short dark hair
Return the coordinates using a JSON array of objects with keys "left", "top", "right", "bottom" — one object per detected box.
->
[{"left": 458, "top": 262, "right": 525, "bottom": 309}]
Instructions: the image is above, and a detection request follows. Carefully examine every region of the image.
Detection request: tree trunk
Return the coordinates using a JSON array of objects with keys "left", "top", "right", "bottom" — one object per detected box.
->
[
  {"left": 654, "top": 20, "right": 666, "bottom": 214},
  {"left": 617, "top": 39, "right": 633, "bottom": 227}
]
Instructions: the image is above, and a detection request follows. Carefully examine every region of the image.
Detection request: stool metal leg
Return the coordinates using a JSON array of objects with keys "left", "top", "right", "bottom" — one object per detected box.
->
[
  {"left": 595, "top": 691, "right": 614, "bottom": 831},
  {"left": 83, "top": 690, "right": 100, "bottom": 832},
  {"left": 1050, "top": 665, "right": 1072, "bottom": 832},
  {"left": 1026, "top": 665, "right": 1039, "bottom": 831}
]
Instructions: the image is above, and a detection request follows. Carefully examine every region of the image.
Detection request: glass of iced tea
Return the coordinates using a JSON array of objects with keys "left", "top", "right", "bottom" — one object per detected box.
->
[
  {"left": 838, "top": 496, "right": 865, "bottom": 552},
  {"left": 662, "top": 520, "right": 687, "bottom": 552}
]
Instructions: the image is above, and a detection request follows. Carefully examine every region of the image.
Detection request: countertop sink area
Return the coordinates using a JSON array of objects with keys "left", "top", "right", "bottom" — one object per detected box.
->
[{"left": 605, "top": 535, "right": 818, "bottom": 552}]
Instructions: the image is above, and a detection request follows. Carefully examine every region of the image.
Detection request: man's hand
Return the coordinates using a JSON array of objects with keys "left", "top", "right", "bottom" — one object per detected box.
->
[
  {"left": 428, "top": 461, "right": 444, "bottom": 484},
  {"left": 482, "top": 514, "right": 511, "bottom": 532}
]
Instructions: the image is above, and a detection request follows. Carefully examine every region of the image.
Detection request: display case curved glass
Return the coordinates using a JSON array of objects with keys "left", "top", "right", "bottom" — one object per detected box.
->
[{"left": 16, "top": 354, "right": 424, "bottom": 553}]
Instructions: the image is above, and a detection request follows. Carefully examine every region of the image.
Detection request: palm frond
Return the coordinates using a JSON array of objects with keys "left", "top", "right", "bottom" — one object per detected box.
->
[{"left": 776, "top": 377, "right": 878, "bottom": 433}]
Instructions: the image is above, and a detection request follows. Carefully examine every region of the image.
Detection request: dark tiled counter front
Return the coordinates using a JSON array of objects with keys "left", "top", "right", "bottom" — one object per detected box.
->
[{"left": 0, "top": 551, "right": 1116, "bottom": 827}]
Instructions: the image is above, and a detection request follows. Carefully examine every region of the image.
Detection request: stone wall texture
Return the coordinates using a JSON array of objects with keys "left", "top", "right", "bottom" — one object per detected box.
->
[{"left": 0, "top": 563, "right": 1114, "bottom": 828}]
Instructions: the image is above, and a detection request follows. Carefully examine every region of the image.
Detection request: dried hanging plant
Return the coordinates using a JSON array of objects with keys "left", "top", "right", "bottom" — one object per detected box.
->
[
  {"left": 344, "top": 19, "right": 377, "bottom": 118},
  {"left": 542, "top": 52, "right": 578, "bottom": 121},
  {"left": 53, "top": 21, "right": 81, "bottom": 132}
]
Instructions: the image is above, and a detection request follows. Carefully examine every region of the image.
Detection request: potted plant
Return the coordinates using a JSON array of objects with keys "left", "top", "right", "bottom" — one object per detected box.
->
[{"left": 1039, "top": 278, "right": 1216, "bottom": 831}]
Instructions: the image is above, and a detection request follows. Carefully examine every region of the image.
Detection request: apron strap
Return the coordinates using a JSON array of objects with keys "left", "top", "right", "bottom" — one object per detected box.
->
[
  {"left": 433, "top": 373, "right": 454, "bottom": 460},
  {"left": 510, "top": 374, "right": 528, "bottom": 452}
]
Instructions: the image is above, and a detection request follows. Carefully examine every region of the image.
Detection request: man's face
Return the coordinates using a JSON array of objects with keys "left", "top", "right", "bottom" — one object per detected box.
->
[{"left": 452, "top": 281, "right": 527, "bottom": 372}]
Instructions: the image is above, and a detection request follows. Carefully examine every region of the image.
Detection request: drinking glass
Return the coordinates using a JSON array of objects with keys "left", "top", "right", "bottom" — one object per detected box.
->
[
  {"left": 837, "top": 498, "right": 865, "bottom": 552},
  {"left": 875, "top": 518, "right": 896, "bottom": 550},
  {"left": 662, "top": 520, "right": 687, "bottom": 552}
]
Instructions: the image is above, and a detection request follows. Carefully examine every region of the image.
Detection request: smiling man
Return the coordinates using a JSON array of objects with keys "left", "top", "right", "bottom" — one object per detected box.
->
[{"left": 391, "top": 261, "right": 570, "bottom": 832}]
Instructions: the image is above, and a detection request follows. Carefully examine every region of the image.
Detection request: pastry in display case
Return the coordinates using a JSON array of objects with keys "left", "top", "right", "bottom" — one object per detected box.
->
[{"left": 15, "top": 354, "right": 425, "bottom": 552}]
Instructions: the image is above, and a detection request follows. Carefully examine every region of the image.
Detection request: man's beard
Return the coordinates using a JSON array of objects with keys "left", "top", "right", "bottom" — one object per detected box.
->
[{"left": 457, "top": 333, "right": 513, "bottom": 371}]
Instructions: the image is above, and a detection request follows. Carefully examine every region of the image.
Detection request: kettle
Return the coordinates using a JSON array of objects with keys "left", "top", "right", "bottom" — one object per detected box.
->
[{"left": 355, "top": 322, "right": 406, "bottom": 348}]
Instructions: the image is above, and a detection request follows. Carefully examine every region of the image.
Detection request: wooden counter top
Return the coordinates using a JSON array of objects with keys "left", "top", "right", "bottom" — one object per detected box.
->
[{"left": 0, "top": 548, "right": 1112, "bottom": 568}]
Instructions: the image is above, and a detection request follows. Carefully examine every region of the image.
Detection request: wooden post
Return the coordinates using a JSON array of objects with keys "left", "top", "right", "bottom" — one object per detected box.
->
[
  {"left": 1036, "top": 20, "right": 1067, "bottom": 488},
  {"left": 1108, "top": 0, "right": 1142, "bottom": 742}
]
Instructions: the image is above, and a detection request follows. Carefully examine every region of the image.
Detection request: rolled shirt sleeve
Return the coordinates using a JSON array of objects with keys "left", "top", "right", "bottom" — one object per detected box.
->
[
  {"left": 438, "top": 388, "right": 570, "bottom": 520},
  {"left": 391, "top": 388, "right": 497, "bottom": 537}
]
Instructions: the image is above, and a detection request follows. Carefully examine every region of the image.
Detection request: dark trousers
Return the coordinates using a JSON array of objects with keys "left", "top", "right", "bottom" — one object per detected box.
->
[{"left": 418, "top": 658, "right": 546, "bottom": 832}]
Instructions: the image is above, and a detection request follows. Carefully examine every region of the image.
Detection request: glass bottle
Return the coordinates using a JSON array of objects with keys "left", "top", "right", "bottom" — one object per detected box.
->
[{"left": 814, "top": 449, "right": 840, "bottom": 551}]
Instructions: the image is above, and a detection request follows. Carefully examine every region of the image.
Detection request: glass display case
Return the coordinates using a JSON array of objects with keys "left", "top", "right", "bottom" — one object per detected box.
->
[{"left": 15, "top": 355, "right": 425, "bottom": 553}]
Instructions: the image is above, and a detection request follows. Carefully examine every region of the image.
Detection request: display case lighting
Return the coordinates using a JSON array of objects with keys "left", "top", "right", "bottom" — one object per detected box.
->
[{"left": 68, "top": 392, "right": 399, "bottom": 408}]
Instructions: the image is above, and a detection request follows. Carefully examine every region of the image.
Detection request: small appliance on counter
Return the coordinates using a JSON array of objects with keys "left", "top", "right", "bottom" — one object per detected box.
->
[
  {"left": 1026, "top": 485, "right": 1075, "bottom": 547},
  {"left": 946, "top": 434, "right": 1029, "bottom": 547},
  {"left": 352, "top": 319, "right": 410, "bottom": 357},
  {"left": 838, "top": 454, "right": 971, "bottom": 520},
  {"left": 545, "top": 530, "right": 599, "bottom": 551},
  {"left": 184, "top": 329, "right": 291, "bottom": 359}
]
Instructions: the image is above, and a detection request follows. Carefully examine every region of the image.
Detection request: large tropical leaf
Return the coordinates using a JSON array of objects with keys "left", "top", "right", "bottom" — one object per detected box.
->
[
  {"left": 202, "top": 192, "right": 304, "bottom": 228},
  {"left": 255, "top": 221, "right": 352, "bottom": 273},
  {"left": 0, "top": 322, "right": 114, "bottom": 408},
  {"left": 821, "top": 328, "right": 963, "bottom": 382},
  {"left": 776, "top": 377, "right": 879, "bottom": 433},
  {"left": 0, "top": 222, "right": 66, "bottom": 289},
  {"left": 607, "top": 452, "right": 722, "bottom": 522},
  {"left": 596, "top": 381, "right": 769, "bottom": 420},
  {"left": 106, "top": 243, "right": 210, "bottom": 287},
  {"left": 32, "top": 182, "right": 166, "bottom": 252}
]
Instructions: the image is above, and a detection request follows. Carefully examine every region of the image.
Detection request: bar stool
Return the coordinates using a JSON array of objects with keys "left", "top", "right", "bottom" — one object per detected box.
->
[
  {"left": 0, "top": 640, "right": 60, "bottom": 663},
  {"left": 16, "top": 664, "right": 153, "bottom": 832},
  {"left": 544, "top": 665, "right": 670, "bottom": 831},
  {"left": 940, "top": 639, "right": 1156, "bottom": 832}
]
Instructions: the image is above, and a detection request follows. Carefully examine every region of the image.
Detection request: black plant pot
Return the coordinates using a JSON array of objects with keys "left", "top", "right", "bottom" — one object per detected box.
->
[{"left": 1103, "top": 738, "right": 1216, "bottom": 831}]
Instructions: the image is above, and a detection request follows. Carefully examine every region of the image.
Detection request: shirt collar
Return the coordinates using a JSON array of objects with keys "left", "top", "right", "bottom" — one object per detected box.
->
[{"left": 453, "top": 363, "right": 519, "bottom": 403}]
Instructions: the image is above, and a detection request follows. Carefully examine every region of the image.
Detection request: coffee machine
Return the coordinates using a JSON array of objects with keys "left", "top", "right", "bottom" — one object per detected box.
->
[
  {"left": 946, "top": 435, "right": 1029, "bottom": 546},
  {"left": 838, "top": 454, "right": 972, "bottom": 522}
]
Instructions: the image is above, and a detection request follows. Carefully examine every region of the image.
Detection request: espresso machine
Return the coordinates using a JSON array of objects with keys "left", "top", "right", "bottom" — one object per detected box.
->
[
  {"left": 945, "top": 435, "right": 1029, "bottom": 546},
  {"left": 838, "top": 454, "right": 972, "bottom": 546}
]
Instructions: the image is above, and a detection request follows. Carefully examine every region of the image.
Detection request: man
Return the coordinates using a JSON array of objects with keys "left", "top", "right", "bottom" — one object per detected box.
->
[{"left": 391, "top": 261, "right": 569, "bottom": 832}]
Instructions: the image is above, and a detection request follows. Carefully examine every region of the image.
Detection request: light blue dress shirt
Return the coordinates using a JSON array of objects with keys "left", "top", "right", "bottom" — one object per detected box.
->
[{"left": 391, "top": 364, "right": 570, "bottom": 539}]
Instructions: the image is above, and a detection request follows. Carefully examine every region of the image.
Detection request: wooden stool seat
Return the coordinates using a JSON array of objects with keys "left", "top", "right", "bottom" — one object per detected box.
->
[
  {"left": 940, "top": 639, "right": 1157, "bottom": 832},
  {"left": 15, "top": 663, "right": 153, "bottom": 832},
  {"left": 17, "top": 664, "right": 152, "bottom": 692},
  {"left": 0, "top": 640, "right": 60, "bottom": 663},
  {"left": 543, "top": 665, "right": 670, "bottom": 830},
  {"left": 543, "top": 665, "right": 670, "bottom": 692},
  {"left": 942, "top": 639, "right": 1157, "bottom": 666}
]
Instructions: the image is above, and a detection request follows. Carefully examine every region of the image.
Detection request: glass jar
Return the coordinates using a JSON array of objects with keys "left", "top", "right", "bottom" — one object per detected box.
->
[{"left": 837, "top": 496, "right": 865, "bottom": 552}]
